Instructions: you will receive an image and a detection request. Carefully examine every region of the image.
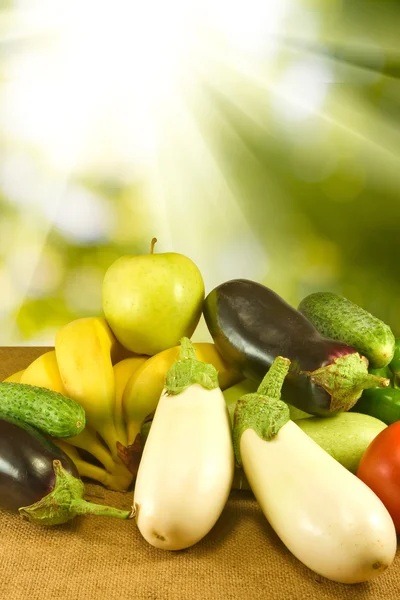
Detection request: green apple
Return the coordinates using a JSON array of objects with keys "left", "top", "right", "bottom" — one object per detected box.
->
[{"left": 102, "top": 239, "right": 205, "bottom": 355}]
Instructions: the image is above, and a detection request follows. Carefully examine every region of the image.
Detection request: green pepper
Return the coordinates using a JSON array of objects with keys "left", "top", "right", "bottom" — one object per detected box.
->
[
  {"left": 368, "top": 363, "right": 392, "bottom": 379},
  {"left": 351, "top": 387, "right": 400, "bottom": 425},
  {"left": 369, "top": 365, "right": 393, "bottom": 383},
  {"left": 389, "top": 338, "right": 400, "bottom": 388}
]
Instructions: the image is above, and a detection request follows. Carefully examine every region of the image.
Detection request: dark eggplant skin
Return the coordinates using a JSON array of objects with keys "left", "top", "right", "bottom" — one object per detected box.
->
[
  {"left": 203, "top": 279, "right": 360, "bottom": 417},
  {"left": 0, "top": 416, "right": 79, "bottom": 512}
]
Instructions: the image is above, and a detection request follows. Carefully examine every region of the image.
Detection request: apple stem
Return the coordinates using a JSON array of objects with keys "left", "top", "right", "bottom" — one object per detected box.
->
[{"left": 150, "top": 238, "right": 157, "bottom": 254}]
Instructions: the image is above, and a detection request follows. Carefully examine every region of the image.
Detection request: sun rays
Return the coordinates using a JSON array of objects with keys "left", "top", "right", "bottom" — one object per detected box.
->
[{"left": 0, "top": 1, "right": 399, "bottom": 343}]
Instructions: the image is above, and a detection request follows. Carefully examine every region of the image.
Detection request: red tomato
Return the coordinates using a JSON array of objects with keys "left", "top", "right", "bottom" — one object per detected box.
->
[{"left": 357, "top": 421, "right": 400, "bottom": 532}]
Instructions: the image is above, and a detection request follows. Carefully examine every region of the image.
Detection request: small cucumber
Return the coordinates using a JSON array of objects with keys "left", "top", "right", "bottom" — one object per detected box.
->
[
  {"left": 298, "top": 292, "right": 395, "bottom": 368},
  {"left": 0, "top": 382, "right": 86, "bottom": 438}
]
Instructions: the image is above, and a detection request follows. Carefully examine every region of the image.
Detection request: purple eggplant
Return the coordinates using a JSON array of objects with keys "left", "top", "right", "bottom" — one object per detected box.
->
[
  {"left": 203, "top": 279, "right": 389, "bottom": 416},
  {"left": 0, "top": 417, "right": 132, "bottom": 526}
]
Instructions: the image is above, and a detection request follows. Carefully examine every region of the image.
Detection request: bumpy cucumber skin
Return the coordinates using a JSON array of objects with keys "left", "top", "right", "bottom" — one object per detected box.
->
[
  {"left": 298, "top": 292, "right": 395, "bottom": 369},
  {"left": 0, "top": 382, "right": 86, "bottom": 437}
]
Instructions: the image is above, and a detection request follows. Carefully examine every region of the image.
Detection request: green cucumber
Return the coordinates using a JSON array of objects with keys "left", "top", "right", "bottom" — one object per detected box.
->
[
  {"left": 0, "top": 382, "right": 86, "bottom": 438},
  {"left": 298, "top": 292, "right": 395, "bottom": 368}
]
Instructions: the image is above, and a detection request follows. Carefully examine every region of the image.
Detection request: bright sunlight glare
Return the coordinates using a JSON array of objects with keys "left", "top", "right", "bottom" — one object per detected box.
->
[
  {"left": 1, "top": 0, "right": 397, "bottom": 346},
  {"left": 0, "top": 0, "right": 296, "bottom": 177},
  {"left": 2, "top": 0, "right": 193, "bottom": 174},
  {"left": 1, "top": 0, "right": 296, "bottom": 344},
  {"left": 0, "top": 0, "right": 330, "bottom": 345}
]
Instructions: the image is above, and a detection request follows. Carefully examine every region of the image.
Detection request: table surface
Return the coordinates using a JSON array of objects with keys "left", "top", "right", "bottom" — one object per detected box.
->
[{"left": 1, "top": 346, "right": 400, "bottom": 600}]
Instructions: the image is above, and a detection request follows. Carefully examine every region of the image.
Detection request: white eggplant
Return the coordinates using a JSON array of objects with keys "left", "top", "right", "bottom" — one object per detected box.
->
[
  {"left": 233, "top": 357, "right": 397, "bottom": 584},
  {"left": 133, "top": 338, "right": 234, "bottom": 550}
]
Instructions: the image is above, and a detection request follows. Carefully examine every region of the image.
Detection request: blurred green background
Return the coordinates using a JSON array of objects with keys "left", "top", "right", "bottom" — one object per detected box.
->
[{"left": 0, "top": 0, "right": 399, "bottom": 345}]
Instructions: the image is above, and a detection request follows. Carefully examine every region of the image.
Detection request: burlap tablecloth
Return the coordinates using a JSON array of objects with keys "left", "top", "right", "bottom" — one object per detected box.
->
[{"left": 1, "top": 347, "right": 400, "bottom": 600}]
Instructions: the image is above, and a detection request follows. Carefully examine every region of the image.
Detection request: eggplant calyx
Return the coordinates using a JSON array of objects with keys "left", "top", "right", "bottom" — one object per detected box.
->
[
  {"left": 233, "top": 356, "right": 291, "bottom": 466},
  {"left": 165, "top": 337, "right": 219, "bottom": 395},
  {"left": 19, "top": 460, "right": 132, "bottom": 526},
  {"left": 304, "top": 353, "right": 390, "bottom": 413}
]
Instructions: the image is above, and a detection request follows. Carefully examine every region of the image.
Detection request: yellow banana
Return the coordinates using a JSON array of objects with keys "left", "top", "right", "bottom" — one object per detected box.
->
[
  {"left": 196, "top": 343, "right": 242, "bottom": 390},
  {"left": 62, "top": 425, "right": 134, "bottom": 489},
  {"left": 111, "top": 345, "right": 137, "bottom": 365},
  {"left": 20, "top": 350, "right": 65, "bottom": 393},
  {"left": 55, "top": 317, "right": 121, "bottom": 458},
  {"left": 106, "top": 459, "right": 135, "bottom": 492},
  {"left": 3, "top": 369, "right": 25, "bottom": 383},
  {"left": 113, "top": 355, "right": 148, "bottom": 447},
  {"left": 54, "top": 440, "right": 133, "bottom": 492},
  {"left": 123, "top": 342, "right": 241, "bottom": 447},
  {"left": 19, "top": 348, "right": 118, "bottom": 474},
  {"left": 54, "top": 440, "right": 112, "bottom": 487},
  {"left": 64, "top": 426, "right": 117, "bottom": 474}
]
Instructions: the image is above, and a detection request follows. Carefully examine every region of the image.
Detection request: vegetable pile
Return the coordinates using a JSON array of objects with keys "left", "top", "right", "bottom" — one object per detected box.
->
[{"left": 2, "top": 240, "right": 400, "bottom": 585}]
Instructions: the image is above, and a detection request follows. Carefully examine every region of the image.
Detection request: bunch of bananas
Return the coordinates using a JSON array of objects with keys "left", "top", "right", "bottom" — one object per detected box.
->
[{"left": 4, "top": 317, "right": 241, "bottom": 492}]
